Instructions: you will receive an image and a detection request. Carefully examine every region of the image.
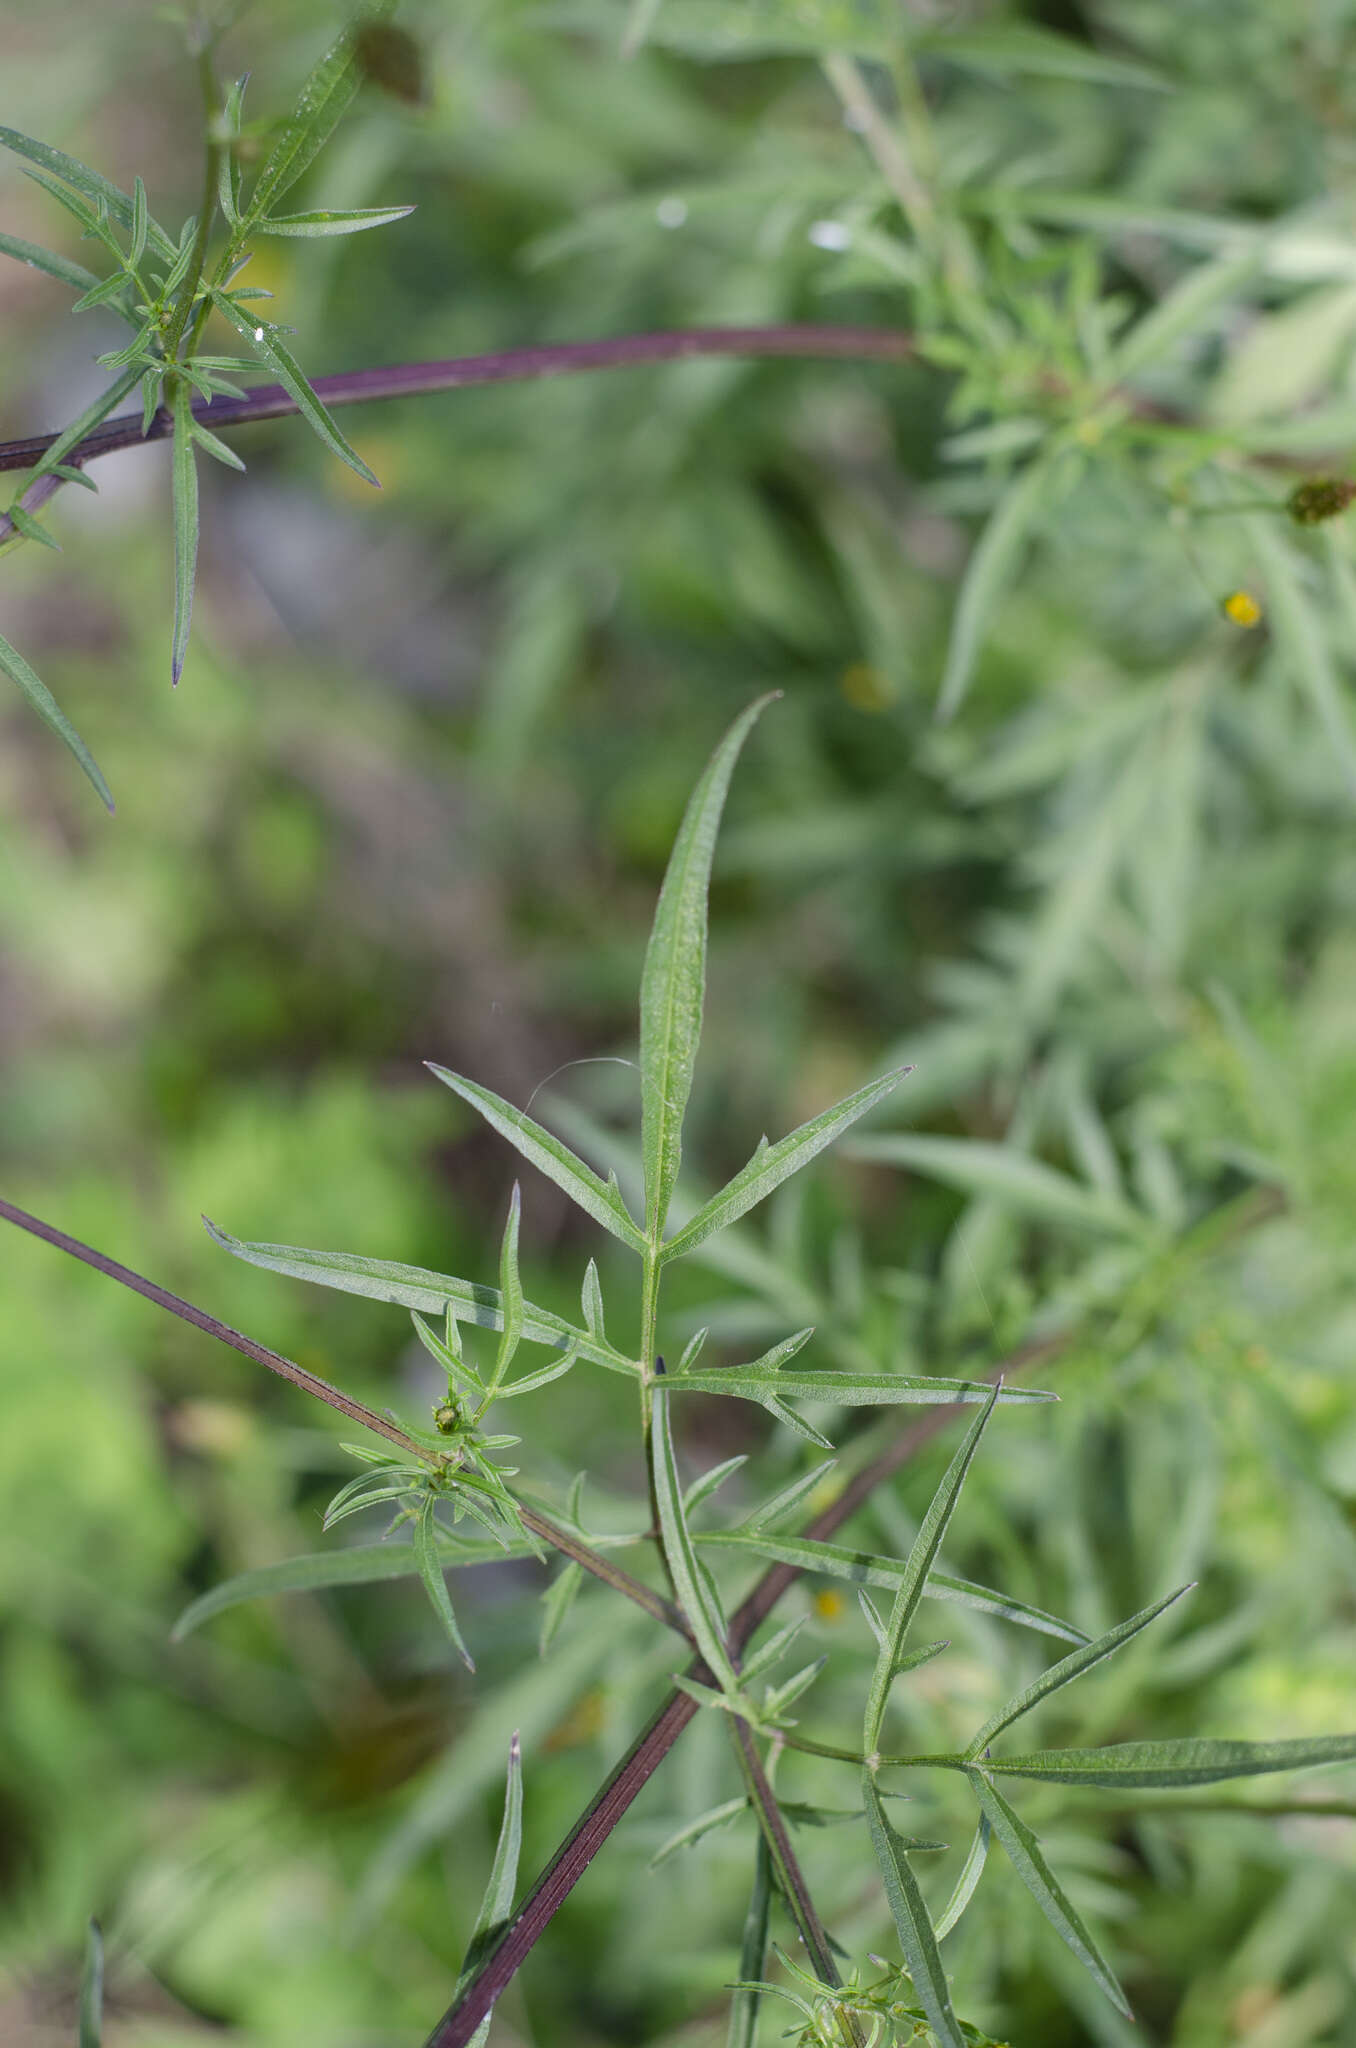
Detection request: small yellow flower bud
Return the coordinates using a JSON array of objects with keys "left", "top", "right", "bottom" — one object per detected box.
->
[
  {"left": 1223, "top": 590, "right": 1262, "bottom": 629},
  {"left": 813, "top": 1588, "right": 845, "bottom": 1622}
]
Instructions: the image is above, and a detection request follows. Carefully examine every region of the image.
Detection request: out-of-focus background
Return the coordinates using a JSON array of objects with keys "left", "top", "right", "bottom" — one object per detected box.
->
[{"left": 4, "top": 2, "right": 1356, "bottom": 2043}]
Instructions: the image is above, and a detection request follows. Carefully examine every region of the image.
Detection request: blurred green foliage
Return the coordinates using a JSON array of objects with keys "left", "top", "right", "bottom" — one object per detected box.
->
[{"left": 4, "top": 0, "right": 1356, "bottom": 2043}]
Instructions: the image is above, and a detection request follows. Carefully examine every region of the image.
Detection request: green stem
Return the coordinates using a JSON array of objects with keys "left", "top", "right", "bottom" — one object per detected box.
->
[
  {"left": 164, "top": 39, "right": 223, "bottom": 367},
  {"left": 730, "top": 1719, "right": 864, "bottom": 2048}
]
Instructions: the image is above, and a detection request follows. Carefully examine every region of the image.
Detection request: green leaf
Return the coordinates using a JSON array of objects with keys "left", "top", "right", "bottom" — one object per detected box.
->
[
  {"left": 70, "top": 270, "right": 136, "bottom": 314},
  {"left": 203, "top": 1217, "right": 635, "bottom": 1376},
  {"left": 0, "top": 624, "right": 114, "bottom": 812},
  {"left": 259, "top": 203, "right": 415, "bottom": 236},
  {"left": 1105, "top": 241, "right": 1266, "bottom": 385},
  {"left": 640, "top": 694, "right": 777, "bottom": 1241},
  {"left": 701, "top": 1530, "right": 1088, "bottom": 1645},
  {"left": 129, "top": 174, "right": 148, "bottom": 266},
  {"left": 453, "top": 1731, "right": 524, "bottom": 2048},
  {"left": 211, "top": 294, "right": 380, "bottom": 485},
  {"left": 659, "top": 1065, "right": 912, "bottom": 1262},
  {"left": 79, "top": 1920, "right": 104, "bottom": 2048},
  {"left": 0, "top": 229, "right": 99, "bottom": 294},
  {"left": 26, "top": 362, "right": 144, "bottom": 483},
  {"left": 846, "top": 1133, "right": 1152, "bottom": 1238},
  {"left": 863, "top": 1385, "right": 999, "bottom": 1755},
  {"left": 0, "top": 125, "right": 175, "bottom": 255},
  {"left": 170, "top": 379, "right": 199, "bottom": 686},
  {"left": 1248, "top": 516, "right": 1356, "bottom": 802},
  {"left": 170, "top": 1538, "right": 533, "bottom": 1638},
  {"left": 540, "top": 1560, "right": 583, "bottom": 1654},
  {"left": 652, "top": 1376, "right": 740, "bottom": 1691},
  {"left": 683, "top": 1453, "right": 748, "bottom": 1518},
  {"left": 736, "top": 1461, "right": 836, "bottom": 1533},
  {"left": 937, "top": 451, "right": 1062, "bottom": 722},
  {"left": 246, "top": 17, "right": 374, "bottom": 224},
  {"left": 7, "top": 505, "right": 60, "bottom": 551},
  {"left": 488, "top": 1184, "right": 525, "bottom": 1395},
  {"left": 965, "top": 1586, "right": 1191, "bottom": 1758},
  {"left": 933, "top": 1815, "right": 990, "bottom": 1942},
  {"left": 650, "top": 1794, "right": 748, "bottom": 1869},
  {"left": 966, "top": 1771, "right": 1131, "bottom": 2017},
  {"left": 728, "top": 1836, "right": 774, "bottom": 2048},
  {"left": 982, "top": 1733, "right": 1356, "bottom": 1788},
  {"left": 190, "top": 419, "right": 246, "bottom": 472},
  {"left": 426, "top": 1066, "right": 647, "bottom": 1253},
  {"left": 668, "top": 1368, "right": 1052, "bottom": 1411},
  {"left": 862, "top": 1769, "right": 965, "bottom": 2048},
  {"left": 416, "top": 1495, "right": 475, "bottom": 1671},
  {"left": 916, "top": 21, "right": 1169, "bottom": 89}
]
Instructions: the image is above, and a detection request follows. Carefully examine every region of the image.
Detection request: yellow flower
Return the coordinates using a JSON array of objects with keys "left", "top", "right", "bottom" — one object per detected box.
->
[
  {"left": 1223, "top": 589, "right": 1262, "bottom": 628},
  {"left": 813, "top": 1588, "right": 845, "bottom": 1622}
]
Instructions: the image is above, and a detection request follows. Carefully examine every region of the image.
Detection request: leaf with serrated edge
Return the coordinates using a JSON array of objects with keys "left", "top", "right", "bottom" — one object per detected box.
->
[
  {"left": 652, "top": 1379, "right": 739, "bottom": 1691},
  {"left": 862, "top": 1770, "right": 964, "bottom": 2048},
  {"left": 967, "top": 1770, "right": 1131, "bottom": 2016},
  {"left": 640, "top": 695, "right": 777, "bottom": 1241},
  {"left": 863, "top": 1385, "right": 999, "bottom": 1754},
  {"left": 203, "top": 1217, "right": 635, "bottom": 1375},
  {"left": 0, "top": 625, "right": 114, "bottom": 811},
  {"left": 702, "top": 1529, "right": 1086, "bottom": 1644},
  {"left": 980, "top": 1733, "right": 1356, "bottom": 1787},
  {"left": 416, "top": 1495, "right": 475, "bottom": 1671},
  {"left": 661, "top": 1065, "right": 912, "bottom": 1262},
  {"left": 965, "top": 1585, "right": 1190, "bottom": 1758},
  {"left": 427, "top": 1066, "right": 647, "bottom": 1251}
]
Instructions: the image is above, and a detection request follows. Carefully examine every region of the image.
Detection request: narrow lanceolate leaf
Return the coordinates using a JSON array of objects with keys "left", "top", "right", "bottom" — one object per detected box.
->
[
  {"left": 454, "top": 1732, "right": 524, "bottom": 2048},
  {"left": 79, "top": 1920, "right": 104, "bottom": 2048},
  {"left": 862, "top": 1770, "right": 965, "bottom": 2048},
  {"left": 489, "top": 1184, "right": 524, "bottom": 1393},
  {"left": 0, "top": 229, "right": 100, "bottom": 294},
  {"left": 640, "top": 694, "right": 777, "bottom": 1242},
  {"left": 652, "top": 1378, "right": 740, "bottom": 1692},
  {"left": 1249, "top": 516, "right": 1356, "bottom": 802},
  {"left": 650, "top": 1795, "right": 748, "bottom": 1869},
  {"left": 0, "top": 125, "right": 175, "bottom": 255},
  {"left": 245, "top": 15, "right": 376, "bottom": 224},
  {"left": 669, "top": 1368, "right": 1052, "bottom": 1410},
  {"left": 203, "top": 1218, "right": 636, "bottom": 1376},
  {"left": 847, "top": 1133, "right": 1150, "bottom": 1238},
  {"left": 965, "top": 1585, "right": 1191, "bottom": 1758},
  {"left": 659, "top": 1065, "right": 913, "bottom": 1262},
  {"left": 863, "top": 1385, "right": 999, "bottom": 1755},
  {"left": 967, "top": 1771, "right": 1131, "bottom": 2017},
  {"left": 934, "top": 1815, "right": 990, "bottom": 1942},
  {"left": 171, "top": 1535, "right": 538, "bottom": 1638},
  {"left": 211, "top": 295, "right": 380, "bottom": 485},
  {"left": 0, "top": 625, "right": 114, "bottom": 812},
  {"left": 259, "top": 204, "right": 415, "bottom": 236},
  {"left": 982, "top": 1733, "right": 1356, "bottom": 1788},
  {"left": 129, "top": 174, "right": 148, "bottom": 265},
  {"left": 170, "top": 380, "right": 199, "bottom": 686},
  {"left": 701, "top": 1530, "right": 1088, "bottom": 1646},
  {"left": 937, "top": 450, "right": 1061, "bottom": 723},
  {"left": 728, "top": 1837, "right": 774, "bottom": 2048},
  {"left": 427, "top": 1066, "right": 647, "bottom": 1253},
  {"left": 7, "top": 505, "right": 60, "bottom": 550},
  {"left": 416, "top": 1496, "right": 475, "bottom": 1671}
]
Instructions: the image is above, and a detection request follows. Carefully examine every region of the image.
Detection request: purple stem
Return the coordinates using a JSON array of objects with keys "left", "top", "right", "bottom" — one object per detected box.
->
[{"left": 0, "top": 325, "right": 916, "bottom": 478}]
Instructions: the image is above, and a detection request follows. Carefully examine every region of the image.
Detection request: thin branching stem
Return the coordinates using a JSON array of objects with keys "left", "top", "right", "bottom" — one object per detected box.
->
[
  {"left": 0, "top": 326, "right": 918, "bottom": 479},
  {"left": 0, "top": 1196, "right": 688, "bottom": 1640}
]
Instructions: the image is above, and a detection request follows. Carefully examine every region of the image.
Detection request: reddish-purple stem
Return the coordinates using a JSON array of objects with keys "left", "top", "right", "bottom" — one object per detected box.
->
[{"left": 0, "top": 326, "right": 916, "bottom": 477}]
